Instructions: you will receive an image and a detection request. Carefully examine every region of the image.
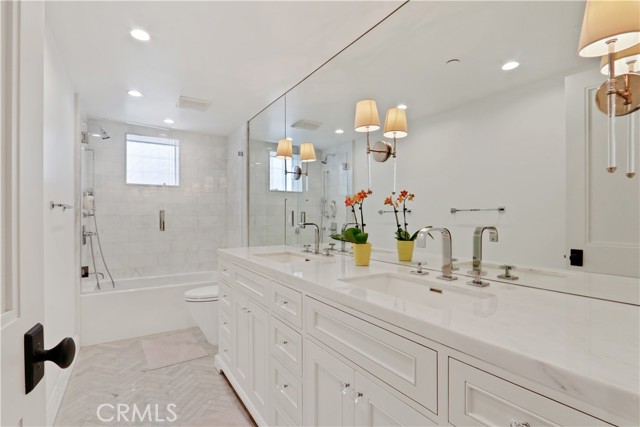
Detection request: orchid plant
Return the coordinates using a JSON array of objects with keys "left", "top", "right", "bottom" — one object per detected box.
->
[
  {"left": 331, "top": 189, "right": 372, "bottom": 244},
  {"left": 384, "top": 190, "right": 428, "bottom": 241}
]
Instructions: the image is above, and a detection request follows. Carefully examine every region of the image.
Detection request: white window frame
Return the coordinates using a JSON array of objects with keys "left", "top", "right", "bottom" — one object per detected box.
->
[{"left": 125, "top": 133, "right": 180, "bottom": 187}]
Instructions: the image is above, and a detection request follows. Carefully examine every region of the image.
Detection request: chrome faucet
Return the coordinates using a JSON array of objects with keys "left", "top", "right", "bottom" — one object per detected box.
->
[
  {"left": 339, "top": 222, "right": 359, "bottom": 252},
  {"left": 467, "top": 226, "right": 499, "bottom": 287},
  {"left": 298, "top": 222, "right": 321, "bottom": 254},
  {"left": 416, "top": 227, "right": 457, "bottom": 281}
]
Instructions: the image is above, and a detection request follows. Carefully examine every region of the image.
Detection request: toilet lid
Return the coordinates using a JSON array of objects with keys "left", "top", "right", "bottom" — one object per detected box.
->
[{"left": 184, "top": 285, "right": 219, "bottom": 301}]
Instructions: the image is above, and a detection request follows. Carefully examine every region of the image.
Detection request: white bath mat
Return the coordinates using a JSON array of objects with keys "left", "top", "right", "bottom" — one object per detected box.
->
[{"left": 141, "top": 331, "right": 208, "bottom": 370}]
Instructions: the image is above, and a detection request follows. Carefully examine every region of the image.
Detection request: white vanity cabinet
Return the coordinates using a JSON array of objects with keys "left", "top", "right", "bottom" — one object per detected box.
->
[
  {"left": 216, "top": 263, "right": 270, "bottom": 426},
  {"left": 217, "top": 254, "right": 628, "bottom": 427},
  {"left": 304, "top": 339, "right": 437, "bottom": 427}
]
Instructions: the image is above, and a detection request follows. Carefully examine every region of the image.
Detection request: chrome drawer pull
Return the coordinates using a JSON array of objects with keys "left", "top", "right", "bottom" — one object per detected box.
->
[
  {"left": 352, "top": 391, "right": 363, "bottom": 404},
  {"left": 282, "top": 341, "right": 288, "bottom": 345}
]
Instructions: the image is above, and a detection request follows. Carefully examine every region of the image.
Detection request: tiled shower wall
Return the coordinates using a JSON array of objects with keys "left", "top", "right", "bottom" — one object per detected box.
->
[{"left": 82, "top": 119, "right": 227, "bottom": 281}]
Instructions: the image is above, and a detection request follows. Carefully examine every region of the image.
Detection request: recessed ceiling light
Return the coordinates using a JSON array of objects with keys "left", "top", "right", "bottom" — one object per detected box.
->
[
  {"left": 128, "top": 90, "right": 143, "bottom": 97},
  {"left": 163, "top": 118, "right": 174, "bottom": 124},
  {"left": 335, "top": 129, "right": 344, "bottom": 134},
  {"left": 130, "top": 29, "right": 150, "bottom": 41},
  {"left": 91, "top": 133, "right": 101, "bottom": 137},
  {"left": 501, "top": 61, "right": 520, "bottom": 71},
  {"left": 286, "top": 137, "right": 293, "bottom": 141},
  {"left": 397, "top": 104, "right": 408, "bottom": 110}
]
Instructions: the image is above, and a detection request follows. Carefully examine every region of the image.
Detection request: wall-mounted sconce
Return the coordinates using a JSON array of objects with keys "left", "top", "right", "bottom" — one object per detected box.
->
[
  {"left": 578, "top": 0, "right": 640, "bottom": 177},
  {"left": 275, "top": 137, "right": 302, "bottom": 180},
  {"left": 354, "top": 100, "right": 409, "bottom": 190}
]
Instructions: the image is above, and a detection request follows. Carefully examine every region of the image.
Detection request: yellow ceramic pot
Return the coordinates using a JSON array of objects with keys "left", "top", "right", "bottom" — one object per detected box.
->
[
  {"left": 353, "top": 243, "right": 372, "bottom": 266},
  {"left": 397, "top": 240, "right": 415, "bottom": 262}
]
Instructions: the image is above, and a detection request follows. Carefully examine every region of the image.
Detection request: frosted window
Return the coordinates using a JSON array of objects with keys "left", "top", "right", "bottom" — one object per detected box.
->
[
  {"left": 126, "top": 134, "right": 179, "bottom": 186},
  {"left": 269, "top": 151, "right": 302, "bottom": 192}
]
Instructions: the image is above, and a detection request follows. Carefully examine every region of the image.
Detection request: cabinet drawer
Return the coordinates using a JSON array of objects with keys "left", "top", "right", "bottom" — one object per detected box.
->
[
  {"left": 270, "top": 358, "right": 303, "bottom": 423},
  {"left": 219, "top": 308, "right": 232, "bottom": 341},
  {"left": 270, "top": 281, "right": 303, "bottom": 329},
  {"left": 235, "top": 267, "right": 269, "bottom": 306},
  {"left": 218, "top": 281, "right": 233, "bottom": 315},
  {"left": 270, "top": 317, "right": 303, "bottom": 377},
  {"left": 218, "top": 334, "right": 232, "bottom": 367},
  {"left": 219, "top": 261, "right": 235, "bottom": 284},
  {"left": 305, "top": 297, "right": 437, "bottom": 413},
  {"left": 449, "top": 359, "right": 610, "bottom": 427}
]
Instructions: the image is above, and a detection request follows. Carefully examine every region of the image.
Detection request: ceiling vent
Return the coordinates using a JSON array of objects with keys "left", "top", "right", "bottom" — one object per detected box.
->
[
  {"left": 177, "top": 96, "right": 211, "bottom": 112},
  {"left": 291, "top": 119, "right": 322, "bottom": 131}
]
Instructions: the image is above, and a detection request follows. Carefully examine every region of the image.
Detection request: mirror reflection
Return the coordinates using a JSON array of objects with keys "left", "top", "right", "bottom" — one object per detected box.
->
[{"left": 247, "top": 1, "right": 639, "bottom": 302}]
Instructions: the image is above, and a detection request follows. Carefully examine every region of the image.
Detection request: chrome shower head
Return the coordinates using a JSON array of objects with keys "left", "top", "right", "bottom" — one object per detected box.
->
[{"left": 321, "top": 153, "right": 335, "bottom": 164}]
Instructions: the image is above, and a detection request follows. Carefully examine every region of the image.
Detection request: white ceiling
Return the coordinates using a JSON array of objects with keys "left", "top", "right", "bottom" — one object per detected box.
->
[
  {"left": 249, "top": 1, "right": 600, "bottom": 150},
  {"left": 45, "top": 1, "right": 403, "bottom": 136}
]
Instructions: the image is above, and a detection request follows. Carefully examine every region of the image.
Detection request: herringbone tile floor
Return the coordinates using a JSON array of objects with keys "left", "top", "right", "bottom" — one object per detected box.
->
[{"left": 55, "top": 328, "right": 256, "bottom": 427}]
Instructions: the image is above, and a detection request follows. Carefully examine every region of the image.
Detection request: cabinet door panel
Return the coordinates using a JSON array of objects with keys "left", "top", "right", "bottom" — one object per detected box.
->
[
  {"left": 304, "top": 340, "right": 355, "bottom": 427},
  {"left": 354, "top": 373, "right": 437, "bottom": 427},
  {"left": 233, "top": 291, "right": 250, "bottom": 389},
  {"left": 248, "top": 301, "right": 269, "bottom": 421}
]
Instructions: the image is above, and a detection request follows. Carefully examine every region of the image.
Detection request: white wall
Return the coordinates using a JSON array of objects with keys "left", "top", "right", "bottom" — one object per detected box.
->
[
  {"left": 42, "top": 27, "right": 78, "bottom": 421},
  {"left": 82, "top": 120, "right": 227, "bottom": 281},
  {"left": 354, "top": 75, "right": 567, "bottom": 269}
]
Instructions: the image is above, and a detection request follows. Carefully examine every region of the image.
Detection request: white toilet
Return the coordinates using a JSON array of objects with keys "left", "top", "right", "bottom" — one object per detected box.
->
[{"left": 184, "top": 285, "right": 219, "bottom": 345}]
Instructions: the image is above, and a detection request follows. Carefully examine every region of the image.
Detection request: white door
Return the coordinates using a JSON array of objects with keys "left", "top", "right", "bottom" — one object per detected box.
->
[
  {"left": 1, "top": 1, "right": 47, "bottom": 425},
  {"left": 566, "top": 68, "right": 640, "bottom": 277},
  {"left": 304, "top": 339, "right": 355, "bottom": 427},
  {"left": 353, "top": 373, "right": 437, "bottom": 427}
]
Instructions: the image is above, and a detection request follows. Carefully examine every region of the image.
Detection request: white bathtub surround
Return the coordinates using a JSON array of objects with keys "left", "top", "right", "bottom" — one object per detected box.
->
[
  {"left": 218, "top": 246, "right": 639, "bottom": 426},
  {"left": 82, "top": 119, "right": 227, "bottom": 281},
  {"left": 80, "top": 271, "right": 216, "bottom": 345}
]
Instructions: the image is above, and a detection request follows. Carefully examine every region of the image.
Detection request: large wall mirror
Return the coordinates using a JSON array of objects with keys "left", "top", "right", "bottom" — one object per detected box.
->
[{"left": 248, "top": 1, "right": 639, "bottom": 300}]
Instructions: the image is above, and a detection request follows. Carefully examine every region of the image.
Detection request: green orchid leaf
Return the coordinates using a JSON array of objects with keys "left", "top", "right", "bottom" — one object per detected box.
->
[{"left": 354, "top": 232, "right": 368, "bottom": 244}]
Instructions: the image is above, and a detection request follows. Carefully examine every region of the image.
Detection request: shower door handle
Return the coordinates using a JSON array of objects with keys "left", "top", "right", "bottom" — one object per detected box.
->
[{"left": 159, "top": 210, "right": 165, "bottom": 231}]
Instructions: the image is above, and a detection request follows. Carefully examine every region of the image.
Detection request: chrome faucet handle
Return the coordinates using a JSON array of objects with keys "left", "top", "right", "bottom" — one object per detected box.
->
[
  {"left": 497, "top": 265, "right": 519, "bottom": 280},
  {"left": 322, "top": 247, "right": 333, "bottom": 257},
  {"left": 410, "top": 262, "right": 429, "bottom": 276},
  {"left": 328, "top": 243, "right": 336, "bottom": 251}
]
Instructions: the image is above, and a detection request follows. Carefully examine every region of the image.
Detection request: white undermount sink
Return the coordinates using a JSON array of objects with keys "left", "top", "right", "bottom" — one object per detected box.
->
[
  {"left": 340, "top": 273, "right": 491, "bottom": 309},
  {"left": 254, "top": 251, "right": 321, "bottom": 264}
]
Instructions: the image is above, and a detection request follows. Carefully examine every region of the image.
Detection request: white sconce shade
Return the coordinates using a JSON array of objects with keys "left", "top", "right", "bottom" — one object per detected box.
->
[
  {"left": 354, "top": 100, "right": 381, "bottom": 132},
  {"left": 578, "top": 0, "right": 640, "bottom": 57},
  {"left": 600, "top": 43, "right": 640, "bottom": 75},
  {"left": 276, "top": 138, "right": 293, "bottom": 159},
  {"left": 383, "top": 108, "right": 408, "bottom": 139},
  {"left": 300, "top": 142, "right": 316, "bottom": 162}
]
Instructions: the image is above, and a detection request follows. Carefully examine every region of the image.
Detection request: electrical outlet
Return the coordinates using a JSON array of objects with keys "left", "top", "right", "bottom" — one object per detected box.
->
[{"left": 81, "top": 266, "right": 89, "bottom": 278}]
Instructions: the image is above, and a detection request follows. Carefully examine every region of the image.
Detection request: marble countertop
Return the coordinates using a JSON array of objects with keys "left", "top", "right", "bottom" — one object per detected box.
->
[{"left": 219, "top": 245, "right": 639, "bottom": 425}]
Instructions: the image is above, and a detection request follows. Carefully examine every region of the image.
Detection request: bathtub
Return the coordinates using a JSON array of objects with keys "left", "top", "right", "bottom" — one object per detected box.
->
[{"left": 80, "top": 271, "right": 216, "bottom": 346}]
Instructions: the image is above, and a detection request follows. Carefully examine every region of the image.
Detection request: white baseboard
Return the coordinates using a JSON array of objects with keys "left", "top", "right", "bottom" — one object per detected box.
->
[{"left": 47, "top": 333, "right": 80, "bottom": 426}]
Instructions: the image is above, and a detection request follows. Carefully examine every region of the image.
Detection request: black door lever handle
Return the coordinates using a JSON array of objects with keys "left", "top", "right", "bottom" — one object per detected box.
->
[{"left": 24, "top": 323, "right": 76, "bottom": 394}]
